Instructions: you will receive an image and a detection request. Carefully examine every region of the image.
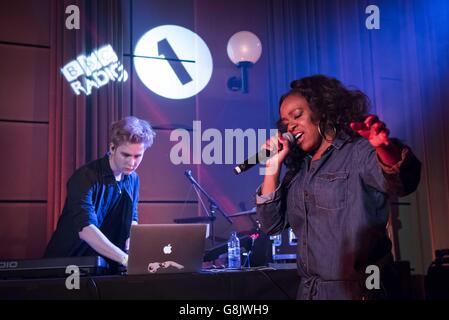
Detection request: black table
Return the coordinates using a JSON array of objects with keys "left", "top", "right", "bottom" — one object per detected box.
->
[{"left": 0, "top": 268, "right": 299, "bottom": 300}]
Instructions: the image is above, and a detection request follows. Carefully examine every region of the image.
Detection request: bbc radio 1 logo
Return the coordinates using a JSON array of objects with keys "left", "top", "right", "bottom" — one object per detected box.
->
[
  {"left": 61, "top": 44, "right": 128, "bottom": 96},
  {"left": 134, "top": 25, "right": 213, "bottom": 100},
  {"left": 60, "top": 25, "right": 212, "bottom": 100}
]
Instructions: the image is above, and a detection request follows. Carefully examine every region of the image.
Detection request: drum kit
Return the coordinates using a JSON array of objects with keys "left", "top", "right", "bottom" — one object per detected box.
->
[
  {"left": 179, "top": 170, "right": 295, "bottom": 266},
  {"left": 227, "top": 207, "right": 257, "bottom": 218},
  {"left": 174, "top": 207, "right": 259, "bottom": 240},
  {"left": 180, "top": 170, "right": 260, "bottom": 245},
  {"left": 174, "top": 194, "right": 263, "bottom": 265}
]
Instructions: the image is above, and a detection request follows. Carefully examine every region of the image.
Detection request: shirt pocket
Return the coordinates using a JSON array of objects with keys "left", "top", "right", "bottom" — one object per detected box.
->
[{"left": 314, "top": 171, "right": 348, "bottom": 210}]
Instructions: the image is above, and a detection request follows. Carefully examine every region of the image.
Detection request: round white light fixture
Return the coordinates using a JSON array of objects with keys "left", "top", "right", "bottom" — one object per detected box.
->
[{"left": 226, "top": 31, "right": 262, "bottom": 65}]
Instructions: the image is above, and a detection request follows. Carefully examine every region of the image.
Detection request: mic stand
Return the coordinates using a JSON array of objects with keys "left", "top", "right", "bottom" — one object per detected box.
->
[{"left": 183, "top": 170, "right": 233, "bottom": 247}]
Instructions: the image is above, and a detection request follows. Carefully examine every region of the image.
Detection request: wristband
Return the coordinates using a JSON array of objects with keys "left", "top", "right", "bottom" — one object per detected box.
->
[{"left": 121, "top": 254, "right": 129, "bottom": 267}]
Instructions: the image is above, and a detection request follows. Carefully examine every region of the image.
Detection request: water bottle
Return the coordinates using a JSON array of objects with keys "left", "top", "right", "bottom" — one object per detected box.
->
[{"left": 227, "top": 231, "right": 241, "bottom": 269}]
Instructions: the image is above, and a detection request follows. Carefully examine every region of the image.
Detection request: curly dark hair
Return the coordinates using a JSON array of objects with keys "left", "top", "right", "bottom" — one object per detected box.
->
[{"left": 277, "top": 74, "right": 370, "bottom": 173}]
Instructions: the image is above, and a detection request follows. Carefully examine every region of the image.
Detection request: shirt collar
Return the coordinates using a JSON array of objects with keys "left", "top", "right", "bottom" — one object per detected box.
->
[
  {"left": 330, "top": 132, "right": 351, "bottom": 150},
  {"left": 100, "top": 153, "right": 129, "bottom": 183},
  {"left": 303, "top": 132, "right": 351, "bottom": 160}
]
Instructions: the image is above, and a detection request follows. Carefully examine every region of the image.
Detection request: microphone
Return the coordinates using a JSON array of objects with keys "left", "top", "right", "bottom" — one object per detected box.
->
[
  {"left": 233, "top": 132, "right": 296, "bottom": 174},
  {"left": 184, "top": 169, "right": 194, "bottom": 181}
]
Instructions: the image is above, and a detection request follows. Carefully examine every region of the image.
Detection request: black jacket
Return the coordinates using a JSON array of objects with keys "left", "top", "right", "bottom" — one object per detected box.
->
[{"left": 44, "top": 155, "right": 139, "bottom": 257}]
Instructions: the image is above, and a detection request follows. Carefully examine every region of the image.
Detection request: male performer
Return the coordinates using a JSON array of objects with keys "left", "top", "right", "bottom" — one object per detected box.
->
[{"left": 44, "top": 116, "right": 156, "bottom": 268}]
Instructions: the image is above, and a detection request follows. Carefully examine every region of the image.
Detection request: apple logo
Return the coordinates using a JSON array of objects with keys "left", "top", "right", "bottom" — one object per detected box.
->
[{"left": 163, "top": 244, "right": 172, "bottom": 254}]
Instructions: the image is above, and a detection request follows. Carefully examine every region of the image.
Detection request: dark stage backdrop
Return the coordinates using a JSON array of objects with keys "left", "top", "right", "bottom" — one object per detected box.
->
[{"left": 0, "top": 0, "right": 448, "bottom": 276}]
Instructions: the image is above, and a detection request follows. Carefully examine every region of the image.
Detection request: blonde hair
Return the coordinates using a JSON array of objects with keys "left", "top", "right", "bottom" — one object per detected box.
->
[{"left": 110, "top": 116, "right": 156, "bottom": 149}]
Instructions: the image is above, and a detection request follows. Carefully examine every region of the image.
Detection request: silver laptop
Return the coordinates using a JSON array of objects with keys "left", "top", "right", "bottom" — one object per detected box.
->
[{"left": 127, "top": 224, "right": 207, "bottom": 275}]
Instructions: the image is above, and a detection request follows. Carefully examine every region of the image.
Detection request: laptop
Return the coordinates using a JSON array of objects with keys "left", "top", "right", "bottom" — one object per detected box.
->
[{"left": 127, "top": 224, "right": 207, "bottom": 275}]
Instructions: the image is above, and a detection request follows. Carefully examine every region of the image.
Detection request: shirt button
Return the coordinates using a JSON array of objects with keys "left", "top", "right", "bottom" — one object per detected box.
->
[
  {"left": 310, "top": 167, "right": 315, "bottom": 172},
  {"left": 304, "top": 191, "right": 309, "bottom": 198}
]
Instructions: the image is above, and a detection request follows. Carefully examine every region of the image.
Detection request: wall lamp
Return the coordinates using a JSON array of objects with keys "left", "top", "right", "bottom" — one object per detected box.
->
[{"left": 226, "top": 31, "right": 262, "bottom": 93}]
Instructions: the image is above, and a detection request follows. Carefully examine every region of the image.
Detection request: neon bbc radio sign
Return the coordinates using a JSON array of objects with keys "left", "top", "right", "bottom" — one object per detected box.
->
[
  {"left": 61, "top": 44, "right": 128, "bottom": 96},
  {"left": 61, "top": 25, "right": 213, "bottom": 99}
]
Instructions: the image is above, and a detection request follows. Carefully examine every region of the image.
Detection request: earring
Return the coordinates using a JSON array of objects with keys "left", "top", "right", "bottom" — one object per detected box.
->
[
  {"left": 318, "top": 124, "right": 337, "bottom": 141},
  {"left": 317, "top": 125, "right": 325, "bottom": 139}
]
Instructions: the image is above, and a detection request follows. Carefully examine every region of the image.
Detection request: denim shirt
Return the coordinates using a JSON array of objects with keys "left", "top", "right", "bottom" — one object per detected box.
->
[
  {"left": 44, "top": 155, "right": 139, "bottom": 258},
  {"left": 256, "top": 135, "right": 421, "bottom": 299}
]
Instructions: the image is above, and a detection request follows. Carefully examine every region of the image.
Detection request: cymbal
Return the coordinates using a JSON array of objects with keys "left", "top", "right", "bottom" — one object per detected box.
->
[{"left": 228, "top": 208, "right": 257, "bottom": 218}]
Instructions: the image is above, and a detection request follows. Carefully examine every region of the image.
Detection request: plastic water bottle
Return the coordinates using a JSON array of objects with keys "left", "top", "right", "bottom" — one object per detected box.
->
[{"left": 227, "top": 231, "right": 241, "bottom": 269}]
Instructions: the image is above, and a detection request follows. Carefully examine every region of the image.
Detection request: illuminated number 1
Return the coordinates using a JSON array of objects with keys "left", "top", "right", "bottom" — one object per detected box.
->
[{"left": 157, "top": 38, "right": 193, "bottom": 85}]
